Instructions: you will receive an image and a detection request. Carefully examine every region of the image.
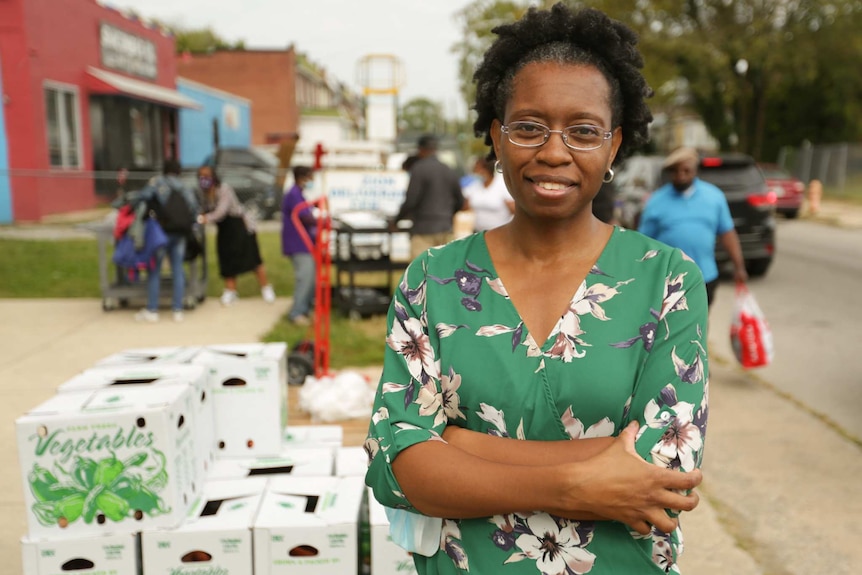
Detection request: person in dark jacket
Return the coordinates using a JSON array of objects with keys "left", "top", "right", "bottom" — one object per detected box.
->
[
  {"left": 394, "top": 135, "right": 465, "bottom": 258},
  {"left": 134, "top": 158, "right": 199, "bottom": 323}
]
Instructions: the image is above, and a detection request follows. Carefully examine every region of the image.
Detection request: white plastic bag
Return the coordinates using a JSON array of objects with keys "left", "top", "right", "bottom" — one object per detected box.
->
[
  {"left": 730, "top": 283, "right": 774, "bottom": 369},
  {"left": 384, "top": 507, "right": 443, "bottom": 557},
  {"left": 297, "top": 370, "right": 375, "bottom": 422}
]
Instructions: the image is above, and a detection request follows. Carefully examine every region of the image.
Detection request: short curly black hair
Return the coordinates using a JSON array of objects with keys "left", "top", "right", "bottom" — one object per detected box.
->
[{"left": 472, "top": 3, "right": 653, "bottom": 164}]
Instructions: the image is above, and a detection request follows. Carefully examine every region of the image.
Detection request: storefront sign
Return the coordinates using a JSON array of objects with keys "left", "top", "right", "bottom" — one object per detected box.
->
[{"left": 100, "top": 23, "right": 157, "bottom": 80}]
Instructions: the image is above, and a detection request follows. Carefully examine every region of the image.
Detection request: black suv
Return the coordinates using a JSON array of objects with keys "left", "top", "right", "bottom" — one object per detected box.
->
[{"left": 616, "top": 152, "right": 777, "bottom": 277}]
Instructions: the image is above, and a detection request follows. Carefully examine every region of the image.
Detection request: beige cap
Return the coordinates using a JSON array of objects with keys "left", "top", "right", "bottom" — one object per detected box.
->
[{"left": 662, "top": 147, "right": 700, "bottom": 169}]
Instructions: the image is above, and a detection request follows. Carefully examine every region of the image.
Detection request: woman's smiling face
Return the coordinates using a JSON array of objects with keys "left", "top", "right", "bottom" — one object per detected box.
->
[{"left": 490, "top": 61, "right": 621, "bottom": 221}]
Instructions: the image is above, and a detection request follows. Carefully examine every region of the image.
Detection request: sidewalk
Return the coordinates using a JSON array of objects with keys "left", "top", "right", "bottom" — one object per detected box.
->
[{"left": 2, "top": 297, "right": 860, "bottom": 574}]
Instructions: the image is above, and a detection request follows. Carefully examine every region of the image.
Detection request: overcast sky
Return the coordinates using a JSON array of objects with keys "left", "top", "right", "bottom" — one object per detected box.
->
[{"left": 105, "top": 0, "right": 477, "bottom": 118}]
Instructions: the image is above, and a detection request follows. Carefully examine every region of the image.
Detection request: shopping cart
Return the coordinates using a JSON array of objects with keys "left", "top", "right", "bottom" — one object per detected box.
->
[{"left": 286, "top": 196, "right": 333, "bottom": 385}]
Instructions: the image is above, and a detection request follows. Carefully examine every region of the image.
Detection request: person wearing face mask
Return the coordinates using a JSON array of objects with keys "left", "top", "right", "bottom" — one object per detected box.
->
[
  {"left": 196, "top": 164, "right": 276, "bottom": 306},
  {"left": 638, "top": 147, "right": 748, "bottom": 307},
  {"left": 280, "top": 165, "right": 317, "bottom": 325},
  {"left": 365, "top": 5, "right": 708, "bottom": 574}
]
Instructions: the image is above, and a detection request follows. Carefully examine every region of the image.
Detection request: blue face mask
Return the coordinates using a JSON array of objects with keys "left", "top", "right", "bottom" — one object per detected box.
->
[
  {"left": 199, "top": 176, "right": 213, "bottom": 190},
  {"left": 383, "top": 507, "right": 442, "bottom": 557},
  {"left": 302, "top": 180, "right": 314, "bottom": 191}
]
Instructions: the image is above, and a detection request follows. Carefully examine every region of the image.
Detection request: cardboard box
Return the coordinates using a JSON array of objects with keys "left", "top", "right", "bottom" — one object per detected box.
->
[
  {"left": 21, "top": 532, "right": 140, "bottom": 575},
  {"left": 57, "top": 363, "right": 216, "bottom": 480},
  {"left": 208, "top": 448, "right": 334, "bottom": 481},
  {"left": 334, "top": 446, "right": 367, "bottom": 477},
  {"left": 367, "top": 489, "right": 418, "bottom": 575},
  {"left": 16, "top": 385, "right": 201, "bottom": 539},
  {"left": 141, "top": 477, "right": 267, "bottom": 575},
  {"left": 93, "top": 346, "right": 201, "bottom": 367},
  {"left": 253, "top": 476, "right": 365, "bottom": 575},
  {"left": 193, "top": 343, "right": 287, "bottom": 457},
  {"left": 283, "top": 425, "right": 343, "bottom": 450}
]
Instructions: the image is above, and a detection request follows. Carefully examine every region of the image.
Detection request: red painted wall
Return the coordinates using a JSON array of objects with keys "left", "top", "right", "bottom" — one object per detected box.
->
[{"left": 0, "top": 0, "right": 177, "bottom": 221}]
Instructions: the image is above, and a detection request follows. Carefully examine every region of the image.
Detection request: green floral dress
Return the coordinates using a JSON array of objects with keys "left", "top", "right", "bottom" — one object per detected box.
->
[{"left": 364, "top": 227, "right": 709, "bottom": 575}]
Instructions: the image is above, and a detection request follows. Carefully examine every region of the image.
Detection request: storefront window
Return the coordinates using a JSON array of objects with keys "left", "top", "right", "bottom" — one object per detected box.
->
[{"left": 44, "top": 85, "right": 81, "bottom": 169}]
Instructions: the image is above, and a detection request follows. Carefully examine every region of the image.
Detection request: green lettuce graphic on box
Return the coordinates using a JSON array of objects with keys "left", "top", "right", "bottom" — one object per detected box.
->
[
  {"left": 29, "top": 448, "right": 170, "bottom": 528},
  {"left": 16, "top": 384, "right": 201, "bottom": 539}
]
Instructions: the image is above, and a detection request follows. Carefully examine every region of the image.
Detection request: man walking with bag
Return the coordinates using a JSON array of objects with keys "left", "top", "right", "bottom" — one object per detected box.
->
[
  {"left": 135, "top": 158, "right": 199, "bottom": 322},
  {"left": 639, "top": 147, "right": 748, "bottom": 307}
]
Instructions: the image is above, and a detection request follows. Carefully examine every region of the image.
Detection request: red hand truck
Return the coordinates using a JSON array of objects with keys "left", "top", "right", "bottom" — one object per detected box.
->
[{"left": 286, "top": 196, "right": 333, "bottom": 385}]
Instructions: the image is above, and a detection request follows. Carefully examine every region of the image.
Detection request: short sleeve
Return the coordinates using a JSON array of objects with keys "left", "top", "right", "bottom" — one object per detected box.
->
[
  {"left": 364, "top": 254, "right": 449, "bottom": 510},
  {"left": 716, "top": 193, "right": 735, "bottom": 235},
  {"left": 624, "top": 250, "right": 708, "bottom": 474}
]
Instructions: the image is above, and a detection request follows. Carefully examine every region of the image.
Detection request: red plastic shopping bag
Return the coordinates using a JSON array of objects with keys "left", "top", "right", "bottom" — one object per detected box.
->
[{"left": 730, "top": 283, "right": 774, "bottom": 368}]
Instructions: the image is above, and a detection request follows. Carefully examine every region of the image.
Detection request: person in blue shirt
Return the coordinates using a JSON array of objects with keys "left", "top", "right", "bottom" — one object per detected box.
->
[{"left": 638, "top": 147, "right": 748, "bottom": 307}]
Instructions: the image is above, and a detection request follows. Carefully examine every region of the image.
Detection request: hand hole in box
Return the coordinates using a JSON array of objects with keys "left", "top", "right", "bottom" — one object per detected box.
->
[
  {"left": 61, "top": 558, "right": 95, "bottom": 571},
  {"left": 181, "top": 551, "right": 213, "bottom": 563}
]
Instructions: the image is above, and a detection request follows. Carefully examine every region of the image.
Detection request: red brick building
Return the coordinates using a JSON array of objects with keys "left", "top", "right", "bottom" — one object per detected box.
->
[
  {"left": 0, "top": 0, "right": 198, "bottom": 222},
  {"left": 177, "top": 50, "right": 300, "bottom": 146}
]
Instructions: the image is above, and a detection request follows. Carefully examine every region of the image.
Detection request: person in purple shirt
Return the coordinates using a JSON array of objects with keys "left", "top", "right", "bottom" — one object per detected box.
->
[{"left": 281, "top": 166, "right": 317, "bottom": 325}]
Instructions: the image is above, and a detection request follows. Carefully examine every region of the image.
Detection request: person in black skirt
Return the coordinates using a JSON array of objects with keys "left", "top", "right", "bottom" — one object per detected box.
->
[{"left": 196, "top": 164, "right": 276, "bottom": 306}]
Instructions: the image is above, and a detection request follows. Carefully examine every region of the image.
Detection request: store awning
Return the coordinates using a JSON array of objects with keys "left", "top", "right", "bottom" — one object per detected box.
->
[{"left": 86, "top": 67, "right": 202, "bottom": 109}]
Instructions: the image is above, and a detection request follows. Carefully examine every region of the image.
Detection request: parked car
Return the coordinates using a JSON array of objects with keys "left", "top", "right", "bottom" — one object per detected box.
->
[
  {"left": 758, "top": 163, "right": 805, "bottom": 219},
  {"left": 184, "top": 146, "right": 282, "bottom": 221},
  {"left": 615, "top": 152, "right": 777, "bottom": 277}
]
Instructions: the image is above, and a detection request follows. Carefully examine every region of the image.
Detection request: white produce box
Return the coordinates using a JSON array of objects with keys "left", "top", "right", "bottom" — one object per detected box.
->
[
  {"left": 192, "top": 343, "right": 287, "bottom": 457},
  {"left": 207, "top": 448, "right": 334, "bottom": 481},
  {"left": 283, "top": 425, "right": 343, "bottom": 450},
  {"left": 92, "top": 346, "right": 202, "bottom": 367},
  {"left": 141, "top": 477, "right": 268, "bottom": 575},
  {"left": 253, "top": 476, "right": 365, "bottom": 575},
  {"left": 57, "top": 363, "right": 216, "bottom": 480},
  {"left": 367, "top": 489, "right": 418, "bottom": 575},
  {"left": 21, "top": 532, "right": 139, "bottom": 575},
  {"left": 16, "top": 384, "right": 201, "bottom": 539},
  {"left": 334, "top": 446, "right": 367, "bottom": 477}
]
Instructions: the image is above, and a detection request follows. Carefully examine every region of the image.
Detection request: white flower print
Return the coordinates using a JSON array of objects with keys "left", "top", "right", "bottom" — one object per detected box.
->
[
  {"left": 477, "top": 403, "right": 510, "bottom": 437},
  {"left": 643, "top": 394, "right": 702, "bottom": 471},
  {"left": 508, "top": 514, "right": 597, "bottom": 575},
  {"left": 440, "top": 367, "right": 466, "bottom": 421},
  {"left": 671, "top": 345, "right": 705, "bottom": 385},
  {"left": 441, "top": 519, "right": 469, "bottom": 571},
  {"left": 639, "top": 249, "right": 660, "bottom": 262},
  {"left": 387, "top": 316, "right": 440, "bottom": 384},
  {"left": 486, "top": 276, "right": 509, "bottom": 298},
  {"left": 561, "top": 410, "right": 615, "bottom": 439},
  {"left": 416, "top": 384, "right": 446, "bottom": 428}
]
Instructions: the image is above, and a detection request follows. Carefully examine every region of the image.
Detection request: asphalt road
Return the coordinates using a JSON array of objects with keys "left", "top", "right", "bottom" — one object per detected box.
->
[{"left": 709, "top": 218, "right": 862, "bottom": 441}]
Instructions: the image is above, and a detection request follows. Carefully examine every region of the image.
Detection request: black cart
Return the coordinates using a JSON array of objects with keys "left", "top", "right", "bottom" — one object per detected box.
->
[{"left": 330, "top": 211, "right": 409, "bottom": 319}]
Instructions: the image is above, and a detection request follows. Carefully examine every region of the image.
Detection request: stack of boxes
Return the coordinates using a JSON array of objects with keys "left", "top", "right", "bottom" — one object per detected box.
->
[{"left": 15, "top": 343, "right": 408, "bottom": 574}]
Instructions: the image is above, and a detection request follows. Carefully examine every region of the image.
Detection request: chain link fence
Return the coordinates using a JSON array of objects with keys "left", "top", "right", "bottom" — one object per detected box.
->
[{"left": 777, "top": 142, "right": 862, "bottom": 197}]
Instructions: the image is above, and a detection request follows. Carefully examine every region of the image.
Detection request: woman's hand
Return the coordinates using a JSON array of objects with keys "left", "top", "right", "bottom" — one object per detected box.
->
[{"left": 551, "top": 421, "right": 702, "bottom": 534}]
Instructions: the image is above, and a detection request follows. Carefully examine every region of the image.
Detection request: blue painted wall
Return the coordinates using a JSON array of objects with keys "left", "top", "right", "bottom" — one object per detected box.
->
[
  {"left": 0, "top": 56, "right": 12, "bottom": 224},
  {"left": 177, "top": 78, "right": 251, "bottom": 169}
]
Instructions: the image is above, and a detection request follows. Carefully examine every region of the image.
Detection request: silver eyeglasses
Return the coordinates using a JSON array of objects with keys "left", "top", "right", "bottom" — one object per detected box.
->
[{"left": 501, "top": 121, "right": 613, "bottom": 151}]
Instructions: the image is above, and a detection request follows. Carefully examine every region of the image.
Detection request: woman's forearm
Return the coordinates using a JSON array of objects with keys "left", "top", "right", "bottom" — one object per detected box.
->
[{"left": 442, "top": 425, "right": 614, "bottom": 465}]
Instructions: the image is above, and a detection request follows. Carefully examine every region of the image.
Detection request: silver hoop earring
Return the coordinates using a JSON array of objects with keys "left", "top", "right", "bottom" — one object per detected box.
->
[
  {"left": 494, "top": 160, "right": 503, "bottom": 174},
  {"left": 602, "top": 168, "right": 615, "bottom": 183}
]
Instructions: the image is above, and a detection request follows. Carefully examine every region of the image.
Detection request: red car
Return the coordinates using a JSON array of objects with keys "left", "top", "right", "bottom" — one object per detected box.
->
[{"left": 759, "top": 163, "right": 805, "bottom": 219}]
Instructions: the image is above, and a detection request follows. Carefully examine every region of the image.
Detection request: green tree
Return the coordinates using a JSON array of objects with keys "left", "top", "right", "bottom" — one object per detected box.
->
[
  {"left": 451, "top": 0, "right": 862, "bottom": 160},
  {"left": 399, "top": 98, "right": 447, "bottom": 135},
  {"left": 173, "top": 27, "right": 245, "bottom": 54}
]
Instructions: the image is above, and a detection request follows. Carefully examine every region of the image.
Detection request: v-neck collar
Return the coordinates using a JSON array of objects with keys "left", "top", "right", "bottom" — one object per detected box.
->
[{"left": 477, "top": 226, "right": 620, "bottom": 350}]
